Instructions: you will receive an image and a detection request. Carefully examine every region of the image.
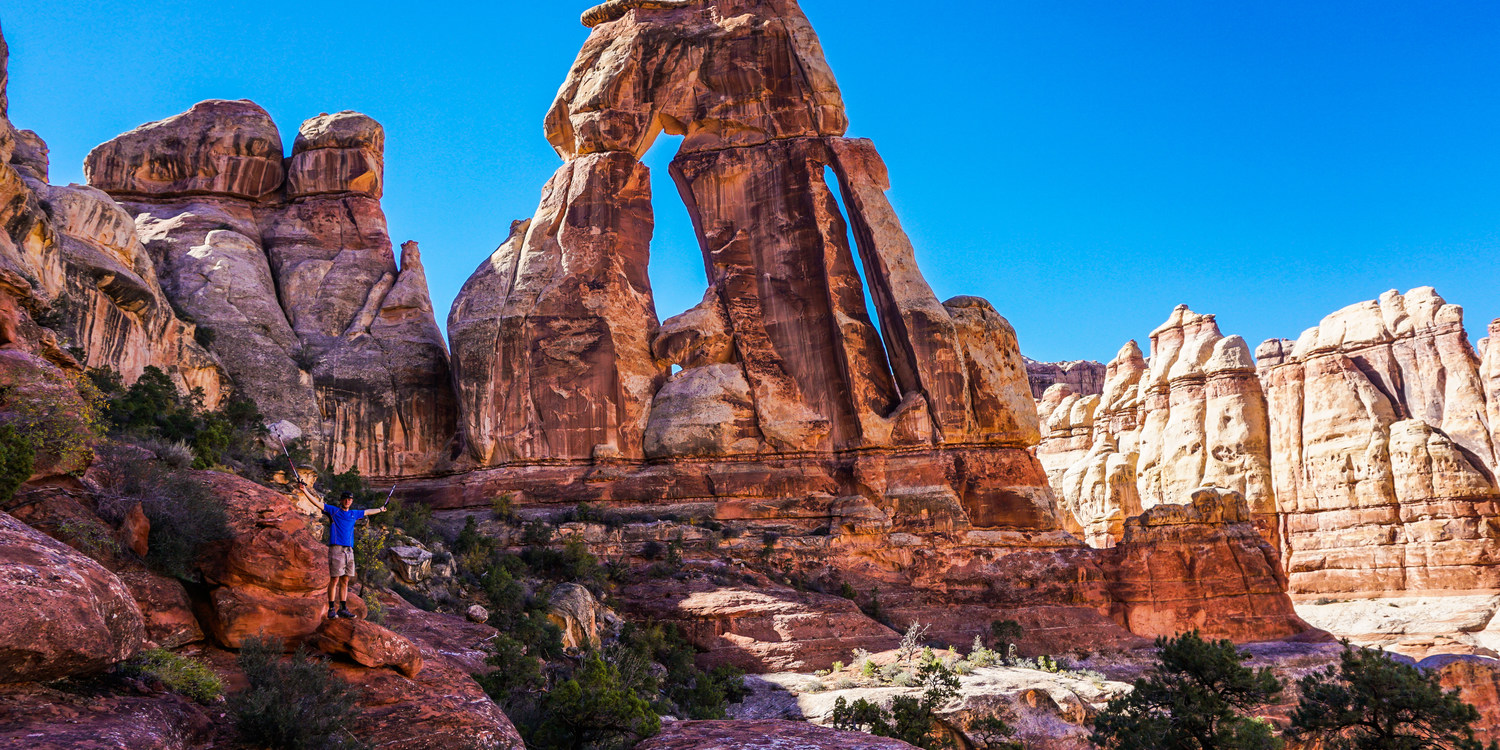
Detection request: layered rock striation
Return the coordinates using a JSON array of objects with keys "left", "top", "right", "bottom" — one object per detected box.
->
[
  {"left": 1036, "top": 290, "right": 1500, "bottom": 612},
  {"left": 1025, "top": 357, "right": 1107, "bottom": 400},
  {"left": 86, "top": 104, "right": 457, "bottom": 477},
  {"left": 1258, "top": 288, "right": 1500, "bottom": 597}
]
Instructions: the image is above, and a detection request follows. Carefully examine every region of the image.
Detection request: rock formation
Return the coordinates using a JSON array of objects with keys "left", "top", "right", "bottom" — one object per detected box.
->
[
  {"left": 1035, "top": 290, "right": 1500, "bottom": 658},
  {"left": 638, "top": 720, "right": 920, "bottom": 750},
  {"left": 1025, "top": 357, "right": 1107, "bottom": 399},
  {"left": 1038, "top": 308, "right": 1277, "bottom": 548},
  {"left": 448, "top": 0, "right": 1038, "bottom": 476},
  {"left": 86, "top": 103, "right": 457, "bottom": 478},
  {"left": 1258, "top": 288, "right": 1499, "bottom": 597}
]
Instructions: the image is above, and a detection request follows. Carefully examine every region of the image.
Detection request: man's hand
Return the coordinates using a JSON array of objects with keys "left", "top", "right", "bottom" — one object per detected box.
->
[{"left": 364, "top": 506, "right": 387, "bottom": 516}]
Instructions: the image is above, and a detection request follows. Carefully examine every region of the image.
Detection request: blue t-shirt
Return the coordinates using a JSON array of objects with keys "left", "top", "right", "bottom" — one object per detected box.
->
[{"left": 324, "top": 504, "right": 366, "bottom": 547}]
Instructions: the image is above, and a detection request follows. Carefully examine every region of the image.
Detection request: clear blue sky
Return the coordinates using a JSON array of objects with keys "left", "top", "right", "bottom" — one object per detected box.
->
[{"left": 5, "top": 1, "right": 1497, "bottom": 362}]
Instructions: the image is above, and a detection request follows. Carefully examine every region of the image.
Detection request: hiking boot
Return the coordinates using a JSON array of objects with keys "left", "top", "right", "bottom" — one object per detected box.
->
[
  {"left": 327, "top": 603, "right": 338, "bottom": 619},
  {"left": 337, "top": 605, "right": 355, "bottom": 619}
]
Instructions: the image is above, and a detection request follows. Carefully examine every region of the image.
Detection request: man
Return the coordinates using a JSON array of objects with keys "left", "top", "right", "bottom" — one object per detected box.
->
[{"left": 309, "top": 487, "right": 387, "bottom": 619}]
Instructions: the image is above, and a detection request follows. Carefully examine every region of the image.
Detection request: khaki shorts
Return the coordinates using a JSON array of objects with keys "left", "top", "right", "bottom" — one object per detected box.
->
[{"left": 328, "top": 546, "right": 355, "bottom": 578}]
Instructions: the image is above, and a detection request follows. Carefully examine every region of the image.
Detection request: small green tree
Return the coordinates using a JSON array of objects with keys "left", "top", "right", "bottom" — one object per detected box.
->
[
  {"left": 989, "top": 620, "right": 1024, "bottom": 660},
  {"left": 831, "top": 654, "right": 962, "bottom": 749},
  {"left": 528, "top": 652, "right": 660, "bottom": 750},
  {"left": 1090, "top": 631, "right": 1282, "bottom": 750},
  {"left": 968, "top": 714, "right": 1023, "bottom": 750},
  {"left": 1291, "top": 645, "right": 1496, "bottom": 750}
]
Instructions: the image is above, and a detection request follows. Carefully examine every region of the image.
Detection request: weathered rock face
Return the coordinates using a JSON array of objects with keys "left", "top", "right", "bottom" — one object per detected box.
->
[
  {"left": 1258, "top": 288, "right": 1500, "bottom": 597},
  {"left": 0, "top": 29, "right": 224, "bottom": 401},
  {"left": 1104, "top": 486, "right": 1311, "bottom": 642},
  {"left": 1026, "top": 357, "right": 1107, "bottom": 400},
  {"left": 88, "top": 105, "right": 457, "bottom": 477},
  {"left": 1036, "top": 290, "right": 1500, "bottom": 651},
  {"left": 193, "top": 471, "right": 361, "bottom": 647},
  {"left": 0, "top": 511, "right": 145, "bottom": 683}
]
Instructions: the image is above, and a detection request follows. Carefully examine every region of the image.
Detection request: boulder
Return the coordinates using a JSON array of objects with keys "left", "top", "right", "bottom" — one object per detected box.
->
[
  {"left": 547, "top": 582, "right": 619, "bottom": 652},
  {"left": 465, "top": 604, "right": 489, "bottom": 623},
  {"left": 0, "top": 511, "right": 145, "bottom": 682},
  {"left": 309, "top": 618, "right": 424, "bottom": 677},
  {"left": 83, "top": 99, "right": 285, "bottom": 200},
  {"left": 386, "top": 545, "right": 433, "bottom": 584},
  {"left": 287, "top": 111, "right": 383, "bottom": 198}
]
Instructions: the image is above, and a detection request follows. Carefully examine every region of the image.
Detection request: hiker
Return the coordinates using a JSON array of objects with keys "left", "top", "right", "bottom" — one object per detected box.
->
[{"left": 299, "top": 486, "right": 388, "bottom": 619}]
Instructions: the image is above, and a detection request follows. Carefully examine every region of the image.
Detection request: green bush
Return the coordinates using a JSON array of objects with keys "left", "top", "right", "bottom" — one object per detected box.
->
[
  {"left": 121, "top": 648, "right": 223, "bottom": 703},
  {"left": 91, "top": 366, "right": 266, "bottom": 472},
  {"left": 526, "top": 653, "right": 660, "bottom": 750},
  {"left": 832, "top": 655, "right": 960, "bottom": 749},
  {"left": 478, "top": 633, "right": 544, "bottom": 699},
  {"left": 1090, "top": 631, "right": 1282, "bottom": 750},
  {"left": 612, "top": 622, "right": 747, "bottom": 720},
  {"left": 232, "top": 637, "right": 360, "bottom": 750},
  {"left": 0, "top": 424, "right": 34, "bottom": 504}
]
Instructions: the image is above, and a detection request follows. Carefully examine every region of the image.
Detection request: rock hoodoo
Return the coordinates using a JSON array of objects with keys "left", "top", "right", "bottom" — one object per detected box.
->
[{"left": 85, "top": 104, "right": 457, "bottom": 478}]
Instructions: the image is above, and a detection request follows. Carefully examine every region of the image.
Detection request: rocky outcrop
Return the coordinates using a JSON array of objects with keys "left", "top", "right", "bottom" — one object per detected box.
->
[
  {"left": 1257, "top": 288, "right": 1500, "bottom": 597},
  {"left": 194, "top": 471, "right": 363, "bottom": 647},
  {"left": 1436, "top": 656, "right": 1500, "bottom": 745},
  {"left": 0, "top": 511, "right": 144, "bottom": 683},
  {"left": 0, "top": 682, "right": 213, "bottom": 750},
  {"left": 1026, "top": 357, "right": 1107, "bottom": 399},
  {"left": 621, "top": 578, "right": 902, "bottom": 672},
  {"left": 88, "top": 104, "right": 456, "bottom": 478},
  {"left": 309, "top": 617, "right": 424, "bottom": 677},
  {"left": 638, "top": 720, "right": 919, "bottom": 750},
  {"left": 0, "top": 28, "right": 224, "bottom": 402},
  {"left": 1104, "top": 486, "right": 1311, "bottom": 641}
]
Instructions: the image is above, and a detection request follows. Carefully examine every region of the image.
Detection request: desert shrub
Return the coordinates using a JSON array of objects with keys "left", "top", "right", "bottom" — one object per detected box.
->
[
  {"left": 120, "top": 648, "right": 223, "bottom": 703},
  {"left": 2, "top": 368, "right": 105, "bottom": 472},
  {"left": 989, "top": 620, "right": 1024, "bottom": 660},
  {"left": 640, "top": 540, "right": 665, "bottom": 560},
  {"left": 321, "top": 465, "right": 381, "bottom": 506},
  {"left": 58, "top": 517, "right": 121, "bottom": 559},
  {"left": 479, "top": 633, "right": 545, "bottom": 700},
  {"left": 969, "top": 714, "right": 1024, "bottom": 750},
  {"left": 91, "top": 366, "right": 265, "bottom": 471},
  {"left": 490, "top": 493, "right": 517, "bottom": 523},
  {"left": 352, "top": 522, "right": 392, "bottom": 589},
  {"left": 897, "top": 621, "right": 931, "bottom": 663},
  {"left": 93, "top": 454, "right": 230, "bottom": 579},
  {"left": 374, "top": 497, "right": 433, "bottom": 543},
  {"left": 361, "top": 589, "right": 386, "bottom": 624},
  {"left": 140, "top": 436, "right": 195, "bottom": 469},
  {"left": 1091, "top": 631, "right": 1281, "bottom": 750},
  {"left": 525, "top": 652, "right": 660, "bottom": 750},
  {"left": 0, "top": 424, "right": 34, "bottom": 504},
  {"left": 232, "top": 636, "right": 360, "bottom": 750},
  {"left": 611, "top": 622, "right": 747, "bottom": 720},
  {"left": 862, "top": 587, "right": 885, "bottom": 624},
  {"left": 454, "top": 515, "right": 488, "bottom": 555},
  {"left": 291, "top": 345, "right": 318, "bottom": 372}
]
